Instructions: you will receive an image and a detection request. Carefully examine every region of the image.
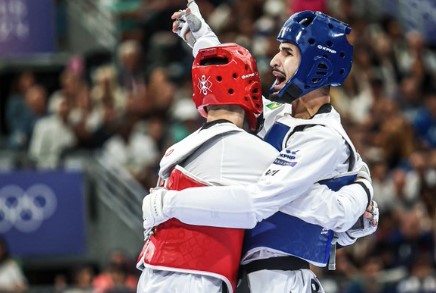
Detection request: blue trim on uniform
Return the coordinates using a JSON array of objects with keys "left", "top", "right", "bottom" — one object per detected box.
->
[
  {"left": 243, "top": 174, "right": 357, "bottom": 265},
  {"left": 263, "top": 122, "right": 290, "bottom": 151},
  {"left": 252, "top": 120, "right": 359, "bottom": 265},
  {"left": 319, "top": 175, "right": 357, "bottom": 191},
  {"left": 243, "top": 212, "right": 334, "bottom": 264}
]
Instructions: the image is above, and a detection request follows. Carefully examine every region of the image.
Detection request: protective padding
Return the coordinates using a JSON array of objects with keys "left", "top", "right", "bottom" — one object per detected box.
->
[
  {"left": 272, "top": 11, "right": 353, "bottom": 103},
  {"left": 192, "top": 43, "right": 262, "bottom": 131}
]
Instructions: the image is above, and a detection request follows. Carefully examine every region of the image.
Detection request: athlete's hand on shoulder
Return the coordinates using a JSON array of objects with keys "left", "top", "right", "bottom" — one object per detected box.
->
[
  {"left": 337, "top": 200, "right": 379, "bottom": 246},
  {"left": 171, "top": 0, "right": 219, "bottom": 56},
  {"left": 142, "top": 188, "right": 170, "bottom": 229}
]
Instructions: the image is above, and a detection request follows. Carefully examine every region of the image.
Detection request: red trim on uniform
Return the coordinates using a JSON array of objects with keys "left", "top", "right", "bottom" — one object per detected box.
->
[{"left": 138, "top": 168, "right": 244, "bottom": 292}]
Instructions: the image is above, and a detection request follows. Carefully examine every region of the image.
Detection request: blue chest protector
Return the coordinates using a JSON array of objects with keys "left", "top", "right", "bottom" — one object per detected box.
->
[{"left": 243, "top": 122, "right": 356, "bottom": 266}]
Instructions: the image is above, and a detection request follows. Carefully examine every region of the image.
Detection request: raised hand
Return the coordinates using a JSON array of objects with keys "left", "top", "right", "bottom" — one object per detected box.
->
[{"left": 171, "top": 0, "right": 220, "bottom": 56}]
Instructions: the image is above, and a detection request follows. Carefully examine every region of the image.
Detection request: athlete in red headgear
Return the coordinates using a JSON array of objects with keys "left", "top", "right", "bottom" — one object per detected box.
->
[{"left": 136, "top": 43, "right": 279, "bottom": 293}]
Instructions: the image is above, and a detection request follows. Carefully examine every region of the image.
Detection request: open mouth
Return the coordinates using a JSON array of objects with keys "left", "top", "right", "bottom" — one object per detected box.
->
[{"left": 272, "top": 70, "right": 286, "bottom": 92}]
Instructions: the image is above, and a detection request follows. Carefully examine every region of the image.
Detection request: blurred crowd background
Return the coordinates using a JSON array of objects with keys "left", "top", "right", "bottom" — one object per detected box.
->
[{"left": 0, "top": 0, "right": 435, "bottom": 292}]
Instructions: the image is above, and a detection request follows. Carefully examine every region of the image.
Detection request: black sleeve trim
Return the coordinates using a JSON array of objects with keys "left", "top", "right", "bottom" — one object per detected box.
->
[{"left": 354, "top": 181, "right": 371, "bottom": 208}]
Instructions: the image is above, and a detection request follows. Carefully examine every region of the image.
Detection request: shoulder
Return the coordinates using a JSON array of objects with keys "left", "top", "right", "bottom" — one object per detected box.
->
[
  {"left": 231, "top": 131, "right": 277, "bottom": 152},
  {"left": 289, "top": 124, "right": 345, "bottom": 156},
  {"left": 219, "top": 132, "right": 278, "bottom": 167}
]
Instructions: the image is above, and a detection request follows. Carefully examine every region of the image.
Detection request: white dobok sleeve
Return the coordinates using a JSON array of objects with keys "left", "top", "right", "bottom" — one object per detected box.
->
[{"left": 163, "top": 127, "right": 370, "bottom": 231}]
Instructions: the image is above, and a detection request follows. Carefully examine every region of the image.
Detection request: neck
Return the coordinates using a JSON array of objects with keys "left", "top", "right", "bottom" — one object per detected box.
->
[
  {"left": 206, "top": 106, "right": 245, "bottom": 128},
  {"left": 292, "top": 90, "right": 330, "bottom": 119}
]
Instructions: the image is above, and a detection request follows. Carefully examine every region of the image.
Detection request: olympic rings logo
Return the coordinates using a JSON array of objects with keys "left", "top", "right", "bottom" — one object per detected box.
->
[{"left": 0, "top": 184, "right": 57, "bottom": 233}]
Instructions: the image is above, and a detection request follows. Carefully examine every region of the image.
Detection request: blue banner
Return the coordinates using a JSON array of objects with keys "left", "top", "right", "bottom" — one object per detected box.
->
[
  {"left": 0, "top": 0, "right": 55, "bottom": 56},
  {"left": 0, "top": 170, "right": 86, "bottom": 257}
]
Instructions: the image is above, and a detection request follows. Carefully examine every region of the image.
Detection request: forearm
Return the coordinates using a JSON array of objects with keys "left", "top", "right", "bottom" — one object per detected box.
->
[
  {"left": 193, "top": 34, "right": 221, "bottom": 56},
  {"left": 163, "top": 185, "right": 259, "bottom": 228},
  {"left": 319, "top": 180, "right": 371, "bottom": 232},
  {"left": 281, "top": 179, "right": 371, "bottom": 232}
]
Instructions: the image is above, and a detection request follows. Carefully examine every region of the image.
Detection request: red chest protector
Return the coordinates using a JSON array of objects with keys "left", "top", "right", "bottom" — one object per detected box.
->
[{"left": 138, "top": 166, "right": 244, "bottom": 293}]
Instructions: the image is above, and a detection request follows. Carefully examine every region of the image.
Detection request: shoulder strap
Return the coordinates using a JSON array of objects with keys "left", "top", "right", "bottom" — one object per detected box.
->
[{"left": 159, "top": 123, "right": 243, "bottom": 178}]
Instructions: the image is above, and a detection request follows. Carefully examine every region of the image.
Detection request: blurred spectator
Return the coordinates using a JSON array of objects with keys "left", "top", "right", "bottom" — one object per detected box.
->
[
  {"left": 93, "top": 263, "right": 135, "bottom": 293},
  {"left": 390, "top": 167, "right": 421, "bottom": 209},
  {"left": 371, "top": 99, "right": 415, "bottom": 169},
  {"left": 5, "top": 72, "right": 40, "bottom": 149},
  {"left": 370, "top": 160, "right": 397, "bottom": 213},
  {"left": 396, "top": 76, "right": 424, "bottom": 124},
  {"left": 344, "top": 256, "right": 386, "bottom": 293},
  {"left": 168, "top": 97, "right": 201, "bottom": 144},
  {"left": 0, "top": 237, "right": 27, "bottom": 293},
  {"left": 288, "top": 0, "right": 326, "bottom": 14},
  {"left": 115, "top": 40, "right": 158, "bottom": 118},
  {"left": 101, "top": 116, "right": 159, "bottom": 180},
  {"left": 371, "top": 31, "right": 401, "bottom": 98},
  {"left": 381, "top": 208, "right": 435, "bottom": 270},
  {"left": 397, "top": 31, "right": 436, "bottom": 81},
  {"left": 10, "top": 84, "right": 48, "bottom": 150},
  {"left": 93, "top": 250, "right": 137, "bottom": 293},
  {"left": 409, "top": 150, "right": 436, "bottom": 222},
  {"left": 412, "top": 91, "right": 436, "bottom": 149},
  {"left": 108, "top": 250, "right": 138, "bottom": 278},
  {"left": 49, "top": 69, "right": 85, "bottom": 114},
  {"left": 28, "top": 95, "right": 76, "bottom": 169},
  {"left": 116, "top": 40, "right": 146, "bottom": 93},
  {"left": 62, "top": 265, "right": 95, "bottom": 293},
  {"left": 330, "top": 72, "right": 360, "bottom": 122},
  {"left": 140, "top": 66, "right": 176, "bottom": 117},
  {"left": 69, "top": 85, "right": 102, "bottom": 149},
  {"left": 396, "top": 254, "right": 436, "bottom": 293},
  {"left": 91, "top": 65, "right": 127, "bottom": 115},
  {"left": 379, "top": 15, "right": 407, "bottom": 64}
]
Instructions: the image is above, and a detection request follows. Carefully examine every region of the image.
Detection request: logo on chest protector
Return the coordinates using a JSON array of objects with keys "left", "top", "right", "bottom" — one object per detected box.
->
[{"left": 273, "top": 149, "right": 299, "bottom": 167}]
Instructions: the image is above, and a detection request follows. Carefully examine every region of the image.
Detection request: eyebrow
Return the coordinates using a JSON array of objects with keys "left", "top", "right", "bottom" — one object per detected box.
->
[{"left": 280, "top": 45, "right": 294, "bottom": 54}]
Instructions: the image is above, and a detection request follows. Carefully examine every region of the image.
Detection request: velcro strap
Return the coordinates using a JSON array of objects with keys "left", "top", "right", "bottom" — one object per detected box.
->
[{"left": 242, "top": 256, "right": 309, "bottom": 274}]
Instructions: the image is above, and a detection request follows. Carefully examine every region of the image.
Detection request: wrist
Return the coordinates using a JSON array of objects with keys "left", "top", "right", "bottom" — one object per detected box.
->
[
  {"left": 193, "top": 36, "right": 221, "bottom": 57},
  {"left": 162, "top": 190, "right": 175, "bottom": 218}
]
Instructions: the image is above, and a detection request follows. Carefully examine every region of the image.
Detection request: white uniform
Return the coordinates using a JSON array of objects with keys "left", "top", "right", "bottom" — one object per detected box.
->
[
  {"left": 160, "top": 99, "right": 372, "bottom": 293},
  {"left": 137, "top": 121, "right": 279, "bottom": 293},
  {"left": 162, "top": 101, "right": 370, "bottom": 232}
]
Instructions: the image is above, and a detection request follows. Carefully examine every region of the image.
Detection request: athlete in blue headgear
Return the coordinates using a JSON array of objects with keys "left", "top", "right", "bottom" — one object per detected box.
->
[{"left": 142, "top": 3, "right": 379, "bottom": 293}]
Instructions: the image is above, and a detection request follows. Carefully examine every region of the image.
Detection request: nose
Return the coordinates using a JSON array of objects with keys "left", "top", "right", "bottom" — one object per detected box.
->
[{"left": 270, "top": 52, "right": 280, "bottom": 68}]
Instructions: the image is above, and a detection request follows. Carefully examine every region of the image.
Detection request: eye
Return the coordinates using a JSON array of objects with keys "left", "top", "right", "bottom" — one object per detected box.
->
[{"left": 282, "top": 48, "right": 293, "bottom": 56}]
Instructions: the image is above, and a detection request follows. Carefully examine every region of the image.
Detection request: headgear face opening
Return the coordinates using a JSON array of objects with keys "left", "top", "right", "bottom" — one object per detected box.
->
[
  {"left": 270, "top": 10, "right": 353, "bottom": 104},
  {"left": 192, "top": 43, "right": 263, "bottom": 131}
]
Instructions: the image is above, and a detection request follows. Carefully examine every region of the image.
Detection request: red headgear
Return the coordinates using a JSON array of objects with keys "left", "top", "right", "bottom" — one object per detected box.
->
[{"left": 192, "top": 43, "right": 262, "bottom": 131}]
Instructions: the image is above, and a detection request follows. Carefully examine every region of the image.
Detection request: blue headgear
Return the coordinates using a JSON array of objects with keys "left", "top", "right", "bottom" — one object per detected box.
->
[{"left": 270, "top": 11, "right": 353, "bottom": 104}]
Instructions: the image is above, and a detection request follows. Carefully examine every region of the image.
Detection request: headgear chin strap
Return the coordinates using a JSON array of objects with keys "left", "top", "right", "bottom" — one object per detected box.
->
[{"left": 269, "top": 11, "right": 353, "bottom": 104}]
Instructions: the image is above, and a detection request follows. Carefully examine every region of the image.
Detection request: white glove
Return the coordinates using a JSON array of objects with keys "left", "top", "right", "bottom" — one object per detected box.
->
[
  {"left": 337, "top": 200, "right": 379, "bottom": 246},
  {"left": 142, "top": 188, "right": 169, "bottom": 230},
  {"left": 172, "top": 10, "right": 196, "bottom": 48},
  {"left": 171, "top": 0, "right": 220, "bottom": 56}
]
